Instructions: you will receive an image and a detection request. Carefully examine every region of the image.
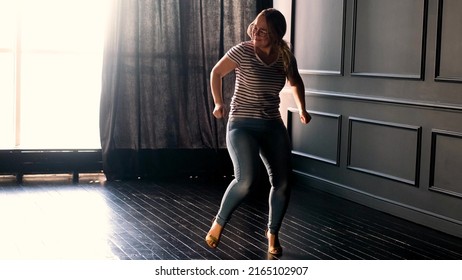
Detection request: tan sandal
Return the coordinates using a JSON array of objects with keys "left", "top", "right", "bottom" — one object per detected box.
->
[
  {"left": 265, "top": 229, "right": 283, "bottom": 256},
  {"left": 205, "top": 218, "right": 223, "bottom": 249},
  {"left": 205, "top": 233, "right": 220, "bottom": 249}
]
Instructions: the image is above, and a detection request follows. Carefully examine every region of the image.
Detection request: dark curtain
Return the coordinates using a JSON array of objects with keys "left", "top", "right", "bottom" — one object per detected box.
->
[{"left": 100, "top": 0, "right": 272, "bottom": 180}]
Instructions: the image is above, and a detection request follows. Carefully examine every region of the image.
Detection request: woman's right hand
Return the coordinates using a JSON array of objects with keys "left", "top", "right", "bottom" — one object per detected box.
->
[{"left": 213, "top": 104, "right": 226, "bottom": 119}]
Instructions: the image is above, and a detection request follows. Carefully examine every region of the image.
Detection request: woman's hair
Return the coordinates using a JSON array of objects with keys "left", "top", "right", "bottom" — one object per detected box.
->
[{"left": 247, "top": 8, "right": 293, "bottom": 75}]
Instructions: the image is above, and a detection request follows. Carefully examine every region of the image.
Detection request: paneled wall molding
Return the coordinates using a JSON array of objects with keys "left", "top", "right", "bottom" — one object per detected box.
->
[
  {"left": 430, "top": 129, "right": 462, "bottom": 198},
  {"left": 292, "top": 0, "right": 346, "bottom": 76},
  {"left": 288, "top": 108, "right": 342, "bottom": 166},
  {"left": 281, "top": 0, "right": 462, "bottom": 239},
  {"left": 298, "top": 69, "right": 343, "bottom": 76},
  {"left": 351, "top": 0, "right": 428, "bottom": 80},
  {"left": 435, "top": 0, "right": 462, "bottom": 83},
  {"left": 292, "top": 170, "right": 462, "bottom": 239},
  {"left": 347, "top": 117, "right": 422, "bottom": 186},
  {"left": 298, "top": 89, "right": 462, "bottom": 112}
]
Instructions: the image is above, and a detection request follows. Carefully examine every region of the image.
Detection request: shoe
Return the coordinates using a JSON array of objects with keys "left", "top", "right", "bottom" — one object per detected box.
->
[
  {"left": 205, "top": 233, "right": 220, "bottom": 249},
  {"left": 205, "top": 218, "right": 222, "bottom": 249},
  {"left": 265, "top": 229, "right": 283, "bottom": 256}
]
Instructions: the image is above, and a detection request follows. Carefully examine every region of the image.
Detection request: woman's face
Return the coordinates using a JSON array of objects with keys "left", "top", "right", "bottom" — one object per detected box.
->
[{"left": 251, "top": 15, "right": 271, "bottom": 49}]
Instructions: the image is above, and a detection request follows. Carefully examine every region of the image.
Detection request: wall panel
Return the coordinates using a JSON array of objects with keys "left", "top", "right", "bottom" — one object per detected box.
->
[
  {"left": 352, "top": 0, "right": 427, "bottom": 79},
  {"left": 348, "top": 118, "right": 422, "bottom": 186},
  {"left": 289, "top": 109, "right": 342, "bottom": 165},
  {"left": 293, "top": 0, "right": 345, "bottom": 75},
  {"left": 430, "top": 130, "right": 462, "bottom": 198},
  {"left": 435, "top": 0, "right": 462, "bottom": 82}
]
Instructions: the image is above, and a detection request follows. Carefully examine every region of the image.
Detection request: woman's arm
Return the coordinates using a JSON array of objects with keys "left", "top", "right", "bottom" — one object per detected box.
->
[
  {"left": 210, "top": 56, "right": 237, "bottom": 119},
  {"left": 287, "top": 57, "right": 311, "bottom": 124}
]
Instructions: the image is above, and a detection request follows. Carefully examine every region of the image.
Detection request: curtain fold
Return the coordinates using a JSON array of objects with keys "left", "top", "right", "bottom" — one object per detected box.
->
[{"left": 100, "top": 0, "right": 272, "bottom": 180}]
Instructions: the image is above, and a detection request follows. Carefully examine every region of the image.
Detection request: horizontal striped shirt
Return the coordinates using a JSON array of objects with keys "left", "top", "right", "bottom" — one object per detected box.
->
[{"left": 226, "top": 41, "right": 287, "bottom": 120}]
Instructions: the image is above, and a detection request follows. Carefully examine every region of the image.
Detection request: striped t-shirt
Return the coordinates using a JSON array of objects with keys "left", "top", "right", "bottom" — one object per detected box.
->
[{"left": 226, "top": 41, "right": 287, "bottom": 120}]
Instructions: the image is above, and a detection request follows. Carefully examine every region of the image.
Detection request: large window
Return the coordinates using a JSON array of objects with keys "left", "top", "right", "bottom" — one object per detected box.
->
[{"left": 0, "top": 0, "right": 108, "bottom": 149}]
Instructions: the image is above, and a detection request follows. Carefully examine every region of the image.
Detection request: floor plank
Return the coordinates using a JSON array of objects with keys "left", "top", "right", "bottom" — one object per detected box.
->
[{"left": 0, "top": 175, "right": 461, "bottom": 260}]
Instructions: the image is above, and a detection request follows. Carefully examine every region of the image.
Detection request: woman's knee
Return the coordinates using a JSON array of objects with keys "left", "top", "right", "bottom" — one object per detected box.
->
[{"left": 231, "top": 178, "right": 253, "bottom": 197}]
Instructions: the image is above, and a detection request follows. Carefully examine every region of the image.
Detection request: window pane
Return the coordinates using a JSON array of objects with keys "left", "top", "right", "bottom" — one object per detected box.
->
[
  {"left": 20, "top": 0, "right": 105, "bottom": 52},
  {"left": 15, "top": 0, "right": 108, "bottom": 149},
  {"left": 20, "top": 53, "right": 102, "bottom": 149},
  {"left": 0, "top": 53, "right": 15, "bottom": 148},
  {"left": 0, "top": 0, "right": 16, "bottom": 48},
  {"left": 0, "top": 0, "right": 107, "bottom": 149}
]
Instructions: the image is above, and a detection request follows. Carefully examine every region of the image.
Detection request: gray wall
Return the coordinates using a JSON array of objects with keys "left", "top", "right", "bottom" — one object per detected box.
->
[{"left": 277, "top": 0, "right": 462, "bottom": 238}]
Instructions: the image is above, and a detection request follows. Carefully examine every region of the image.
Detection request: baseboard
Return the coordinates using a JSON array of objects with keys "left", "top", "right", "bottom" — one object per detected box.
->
[
  {"left": 101, "top": 148, "right": 234, "bottom": 181},
  {"left": 0, "top": 149, "right": 103, "bottom": 182},
  {"left": 292, "top": 170, "right": 462, "bottom": 239}
]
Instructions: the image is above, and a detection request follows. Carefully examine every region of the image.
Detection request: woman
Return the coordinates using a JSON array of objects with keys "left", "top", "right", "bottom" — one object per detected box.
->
[{"left": 205, "top": 8, "right": 310, "bottom": 256}]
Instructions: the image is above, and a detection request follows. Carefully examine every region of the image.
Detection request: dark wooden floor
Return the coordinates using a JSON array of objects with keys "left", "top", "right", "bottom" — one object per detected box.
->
[{"left": 0, "top": 174, "right": 461, "bottom": 260}]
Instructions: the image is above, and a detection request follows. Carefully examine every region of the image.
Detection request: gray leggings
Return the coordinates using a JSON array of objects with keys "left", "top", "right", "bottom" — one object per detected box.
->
[{"left": 215, "top": 117, "right": 292, "bottom": 234}]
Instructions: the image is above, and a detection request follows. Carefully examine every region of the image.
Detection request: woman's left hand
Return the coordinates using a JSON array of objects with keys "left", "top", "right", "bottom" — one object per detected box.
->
[{"left": 300, "top": 110, "right": 311, "bottom": 124}]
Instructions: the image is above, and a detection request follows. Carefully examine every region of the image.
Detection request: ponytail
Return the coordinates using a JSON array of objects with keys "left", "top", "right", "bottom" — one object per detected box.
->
[{"left": 279, "top": 40, "right": 293, "bottom": 76}]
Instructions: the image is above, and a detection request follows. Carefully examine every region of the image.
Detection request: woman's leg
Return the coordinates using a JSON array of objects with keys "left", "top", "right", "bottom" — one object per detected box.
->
[
  {"left": 206, "top": 119, "right": 261, "bottom": 248},
  {"left": 258, "top": 120, "right": 291, "bottom": 255},
  {"left": 215, "top": 119, "right": 261, "bottom": 226},
  {"left": 259, "top": 120, "right": 292, "bottom": 235}
]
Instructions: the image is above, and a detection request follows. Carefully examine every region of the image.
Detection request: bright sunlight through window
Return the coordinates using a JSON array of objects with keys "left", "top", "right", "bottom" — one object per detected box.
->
[{"left": 0, "top": 0, "right": 109, "bottom": 149}]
